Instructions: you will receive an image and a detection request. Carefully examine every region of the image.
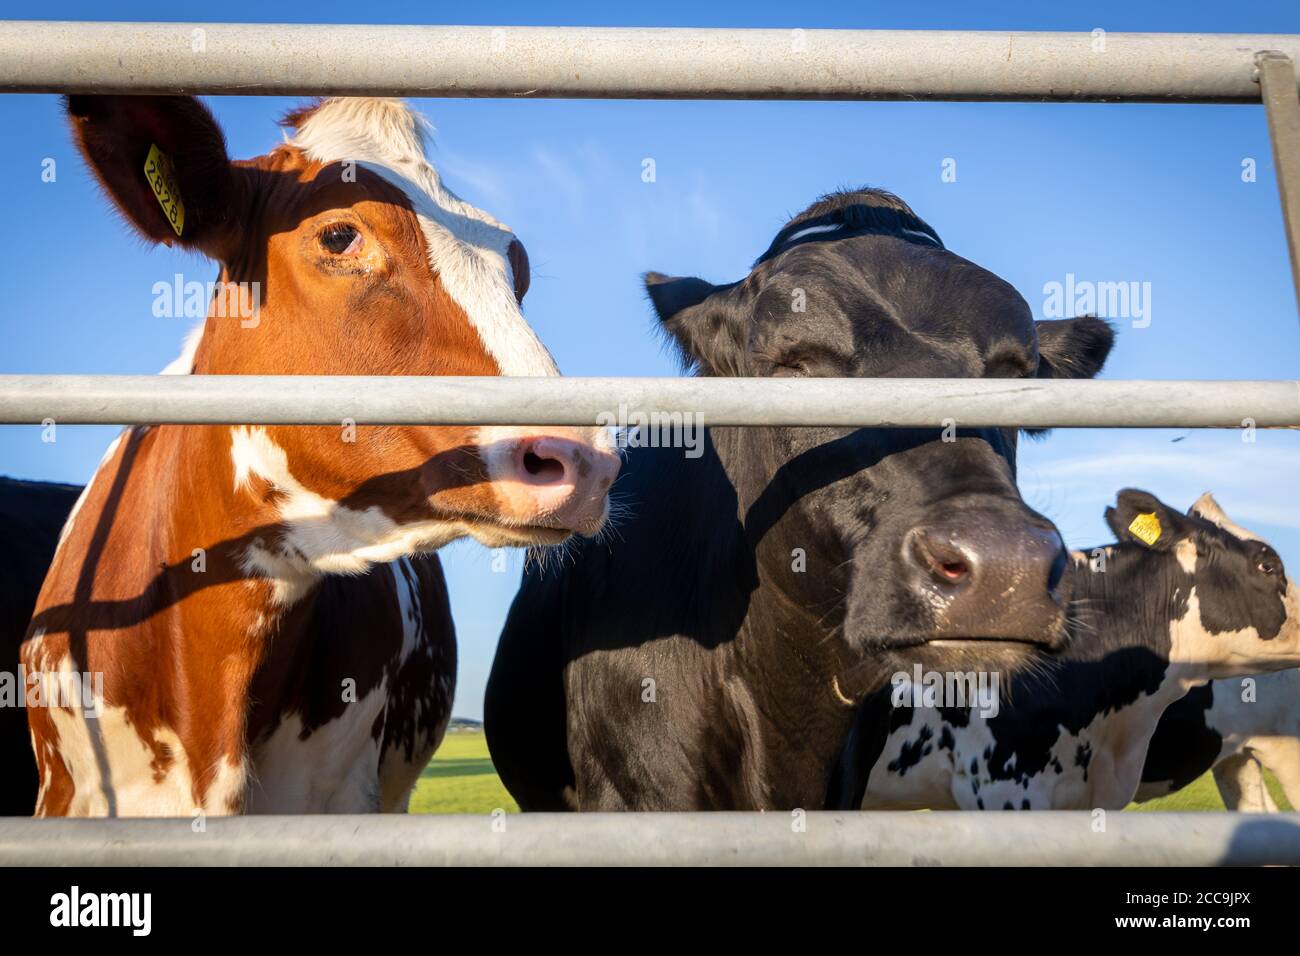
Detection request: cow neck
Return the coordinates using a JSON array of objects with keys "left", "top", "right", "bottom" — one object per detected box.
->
[
  {"left": 1066, "top": 549, "right": 1196, "bottom": 789},
  {"left": 1079, "top": 663, "right": 1193, "bottom": 810},
  {"left": 73, "top": 420, "right": 321, "bottom": 802},
  {"left": 711, "top": 425, "right": 861, "bottom": 805},
  {"left": 166, "top": 419, "right": 328, "bottom": 723},
  {"left": 739, "top": 582, "right": 862, "bottom": 793},
  {"left": 1084, "top": 664, "right": 1190, "bottom": 802}
]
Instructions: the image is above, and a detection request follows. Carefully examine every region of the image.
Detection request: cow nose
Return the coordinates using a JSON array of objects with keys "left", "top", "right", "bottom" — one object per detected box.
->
[
  {"left": 904, "top": 521, "right": 1069, "bottom": 644},
  {"left": 518, "top": 437, "right": 576, "bottom": 486},
  {"left": 486, "top": 431, "right": 621, "bottom": 537}
]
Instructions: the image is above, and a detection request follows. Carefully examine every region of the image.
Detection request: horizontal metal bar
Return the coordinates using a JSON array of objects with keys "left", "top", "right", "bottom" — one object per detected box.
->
[
  {"left": 1, "top": 23, "right": 1298, "bottom": 102},
  {"left": 1, "top": 812, "right": 1295, "bottom": 866},
  {"left": 0, "top": 375, "right": 1296, "bottom": 429}
]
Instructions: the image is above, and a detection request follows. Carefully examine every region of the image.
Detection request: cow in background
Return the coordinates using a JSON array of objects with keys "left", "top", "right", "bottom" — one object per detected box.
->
[
  {"left": 1137, "top": 669, "right": 1300, "bottom": 811},
  {"left": 0, "top": 478, "right": 80, "bottom": 815},
  {"left": 838, "top": 491, "right": 1300, "bottom": 810}
]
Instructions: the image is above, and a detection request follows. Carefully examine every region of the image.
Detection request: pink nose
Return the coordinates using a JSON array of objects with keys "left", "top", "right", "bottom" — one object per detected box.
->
[{"left": 493, "top": 434, "right": 621, "bottom": 535}]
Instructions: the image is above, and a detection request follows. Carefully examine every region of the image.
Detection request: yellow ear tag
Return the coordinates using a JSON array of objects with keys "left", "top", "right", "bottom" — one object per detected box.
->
[
  {"left": 143, "top": 143, "right": 185, "bottom": 237},
  {"left": 1128, "top": 512, "right": 1162, "bottom": 546}
]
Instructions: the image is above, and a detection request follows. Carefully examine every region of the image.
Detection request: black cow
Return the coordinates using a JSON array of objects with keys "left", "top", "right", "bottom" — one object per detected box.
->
[
  {"left": 0, "top": 476, "right": 82, "bottom": 815},
  {"left": 1137, "top": 668, "right": 1300, "bottom": 811},
  {"left": 837, "top": 490, "right": 1300, "bottom": 811},
  {"left": 485, "top": 188, "right": 1114, "bottom": 811}
]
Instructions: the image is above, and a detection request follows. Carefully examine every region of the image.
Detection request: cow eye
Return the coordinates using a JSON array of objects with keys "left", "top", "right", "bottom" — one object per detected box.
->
[
  {"left": 320, "top": 224, "right": 363, "bottom": 255},
  {"left": 1258, "top": 560, "right": 1279, "bottom": 575}
]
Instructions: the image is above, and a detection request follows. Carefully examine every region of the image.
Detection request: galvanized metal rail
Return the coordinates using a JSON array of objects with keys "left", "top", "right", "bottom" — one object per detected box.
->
[
  {"left": 1, "top": 812, "right": 1297, "bottom": 866},
  {"left": 0, "top": 23, "right": 1297, "bottom": 103},
  {"left": 1259, "top": 52, "right": 1300, "bottom": 310},
  {"left": 0, "top": 375, "right": 1296, "bottom": 428}
]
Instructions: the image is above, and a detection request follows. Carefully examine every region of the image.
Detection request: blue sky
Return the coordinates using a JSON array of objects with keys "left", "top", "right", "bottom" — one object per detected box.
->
[{"left": 2, "top": 1, "right": 1298, "bottom": 719}]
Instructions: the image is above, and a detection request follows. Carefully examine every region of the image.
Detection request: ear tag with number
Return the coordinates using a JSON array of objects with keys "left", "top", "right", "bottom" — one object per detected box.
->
[
  {"left": 143, "top": 143, "right": 185, "bottom": 237},
  {"left": 1128, "top": 512, "right": 1162, "bottom": 546}
]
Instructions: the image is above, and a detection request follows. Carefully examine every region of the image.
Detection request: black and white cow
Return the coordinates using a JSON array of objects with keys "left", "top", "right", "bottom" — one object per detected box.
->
[
  {"left": 836, "top": 490, "right": 1300, "bottom": 811},
  {"left": 1136, "top": 668, "right": 1300, "bottom": 811},
  {"left": 485, "top": 188, "right": 1114, "bottom": 811}
]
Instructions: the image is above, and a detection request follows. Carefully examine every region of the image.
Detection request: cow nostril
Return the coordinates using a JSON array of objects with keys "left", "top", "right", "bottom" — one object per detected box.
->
[
  {"left": 910, "top": 531, "right": 973, "bottom": 588},
  {"left": 1047, "top": 548, "right": 1068, "bottom": 593},
  {"left": 939, "top": 560, "right": 970, "bottom": 582},
  {"left": 522, "top": 451, "right": 566, "bottom": 483}
]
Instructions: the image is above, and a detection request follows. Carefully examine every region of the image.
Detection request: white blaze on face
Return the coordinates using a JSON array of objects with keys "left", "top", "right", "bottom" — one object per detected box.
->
[
  {"left": 285, "top": 100, "right": 614, "bottom": 540},
  {"left": 287, "top": 98, "right": 559, "bottom": 378}
]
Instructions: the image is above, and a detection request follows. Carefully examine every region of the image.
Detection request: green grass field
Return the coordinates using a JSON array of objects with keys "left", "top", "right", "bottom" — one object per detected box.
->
[
  {"left": 1127, "top": 767, "right": 1293, "bottom": 812},
  {"left": 410, "top": 730, "right": 1292, "bottom": 813},
  {"left": 408, "top": 730, "right": 518, "bottom": 814}
]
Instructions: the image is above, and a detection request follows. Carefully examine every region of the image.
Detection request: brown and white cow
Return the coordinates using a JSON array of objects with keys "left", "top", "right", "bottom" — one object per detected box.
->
[{"left": 21, "top": 95, "right": 619, "bottom": 816}]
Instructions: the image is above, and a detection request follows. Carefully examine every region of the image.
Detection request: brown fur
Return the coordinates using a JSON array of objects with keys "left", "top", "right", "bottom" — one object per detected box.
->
[{"left": 25, "top": 96, "right": 537, "bottom": 815}]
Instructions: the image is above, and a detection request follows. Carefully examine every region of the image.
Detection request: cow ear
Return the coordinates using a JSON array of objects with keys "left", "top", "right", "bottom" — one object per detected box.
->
[
  {"left": 1021, "top": 316, "right": 1116, "bottom": 437},
  {"left": 1035, "top": 316, "right": 1115, "bottom": 380},
  {"left": 644, "top": 272, "right": 742, "bottom": 375},
  {"left": 1187, "top": 492, "right": 1262, "bottom": 544},
  {"left": 66, "top": 95, "right": 243, "bottom": 259},
  {"left": 1188, "top": 492, "right": 1230, "bottom": 526},
  {"left": 1105, "top": 488, "right": 1186, "bottom": 551}
]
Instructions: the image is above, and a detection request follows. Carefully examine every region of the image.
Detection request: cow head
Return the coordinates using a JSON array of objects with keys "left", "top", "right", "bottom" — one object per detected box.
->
[
  {"left": 645, "top": 189, "right": 1113, "bottom": 689},
  {"left": 1104, "top": 489, "right": 1300, "bottom": 675},
  {"left": 67, "top": 95, "right": 618, "bottom": 566}
]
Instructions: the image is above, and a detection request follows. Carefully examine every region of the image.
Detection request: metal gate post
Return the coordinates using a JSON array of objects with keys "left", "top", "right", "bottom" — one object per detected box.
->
[{"left": 1258, "top": 52, "right": 1300, "bottom": 315}]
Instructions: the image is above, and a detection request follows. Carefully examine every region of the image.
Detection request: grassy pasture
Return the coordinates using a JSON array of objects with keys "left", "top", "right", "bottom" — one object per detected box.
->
[
  {"left": 1128, "top": 767, "right": 1293, "bottom": 812},
  {"left": 409, "top": 730, "right": 1293, "bottom": 813},
  {"left": 408, "top": 730, "right": 518, "bottom": 814}
]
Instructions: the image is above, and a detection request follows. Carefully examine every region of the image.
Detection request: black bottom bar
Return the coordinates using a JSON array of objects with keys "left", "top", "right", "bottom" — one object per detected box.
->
[{"left": 0, "top": 866, "right": 1287, "bottom": 941}]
